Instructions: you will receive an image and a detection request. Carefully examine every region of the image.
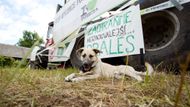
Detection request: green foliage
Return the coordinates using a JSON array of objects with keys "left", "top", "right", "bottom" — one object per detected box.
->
[
  {"left": 13, "top": 60, "right": 28, "bottom": 68},
  {"left": 17, "top": 30, "right": 44, "bottom": 48},
  {"left": 0, "top": 56, "right": 15, "bottom": 67},
  {"left": 0, "top": 56, "right": 28, "bottom": 68}
]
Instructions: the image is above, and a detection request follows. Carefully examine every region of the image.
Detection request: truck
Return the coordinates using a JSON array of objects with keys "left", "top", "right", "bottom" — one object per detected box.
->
[{"left": 30, "top": 0, "right": 190, "bottom": 70}]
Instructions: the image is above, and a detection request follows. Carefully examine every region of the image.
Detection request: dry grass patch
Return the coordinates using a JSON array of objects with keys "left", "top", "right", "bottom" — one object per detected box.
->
[{"left": 0, "top": 68, "right": 190, "bottom": 107}]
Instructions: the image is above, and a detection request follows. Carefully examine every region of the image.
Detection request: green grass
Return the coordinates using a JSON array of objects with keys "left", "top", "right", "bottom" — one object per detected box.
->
[{"left": 0, "top": 67, "right": 190, "bottom": 107}]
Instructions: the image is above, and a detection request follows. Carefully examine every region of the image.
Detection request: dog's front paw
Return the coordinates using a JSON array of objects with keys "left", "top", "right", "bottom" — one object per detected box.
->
[
  {"left": 70, "top": 77, "right": 83, "bottom": 82},
  {"left": 65, "top": 73, "right": 76, "bottom": 82}
]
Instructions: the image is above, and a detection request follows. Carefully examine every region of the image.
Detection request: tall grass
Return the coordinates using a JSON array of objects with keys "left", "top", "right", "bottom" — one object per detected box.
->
[
  {"left": 174, "top": 53, "right": 190, "bottom": 107},
  {"left": 1, "top": 67, "right": 190, "bottom": 106}
]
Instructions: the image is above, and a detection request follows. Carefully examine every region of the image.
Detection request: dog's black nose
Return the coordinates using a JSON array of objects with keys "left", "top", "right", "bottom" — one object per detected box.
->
[{"left": 83, "top": 63, "right": 89, "bottom": 67}]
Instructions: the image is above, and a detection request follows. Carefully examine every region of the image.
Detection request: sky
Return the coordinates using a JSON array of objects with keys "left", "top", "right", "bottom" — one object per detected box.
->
[{"left": 0, "top": 0, "right": 63, "bottom": 45}]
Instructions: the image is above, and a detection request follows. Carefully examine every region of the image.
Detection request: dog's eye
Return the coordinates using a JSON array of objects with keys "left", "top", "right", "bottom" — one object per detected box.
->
[
  {"left": 89, "top": 55, "right": 93, "bottom": 58},
  {"left": 82, "top": 54, "right": 86, "bottom": 58}
]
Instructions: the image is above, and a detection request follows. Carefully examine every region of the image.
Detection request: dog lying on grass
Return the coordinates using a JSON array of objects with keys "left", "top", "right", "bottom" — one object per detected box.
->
[{"left": 65, "top": 48, "right": 154, "bottom": 82}]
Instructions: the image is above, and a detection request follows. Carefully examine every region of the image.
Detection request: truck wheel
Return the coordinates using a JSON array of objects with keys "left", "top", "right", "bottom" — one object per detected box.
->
[
  {"left": 143, "top": 10, "right": 181, "bottom": 64},
  {"left": 129, "top": 3, "right": 190, "bottom": 69},
  {"left": 70, "top": 36, "right": 84, "bottom": 68},
  {"left": 29, "top": 47, "right": 48, "bottom": 69},
  {"left": 144, "top": 6, "right": 189, "bottom": 63}
]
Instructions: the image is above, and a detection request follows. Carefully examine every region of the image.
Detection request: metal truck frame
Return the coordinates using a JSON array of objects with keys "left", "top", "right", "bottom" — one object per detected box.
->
[{"left": 30, "top": 0, "right": 190, "bottom": 70}]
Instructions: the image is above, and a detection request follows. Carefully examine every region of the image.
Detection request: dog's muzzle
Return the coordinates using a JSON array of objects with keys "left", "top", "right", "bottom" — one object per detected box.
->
[
  {"left": 81, "top": 61, "right": 94, "bottom": 72},
  {"left": 83, "top": 62, "right": 93, "bottom": 71}
]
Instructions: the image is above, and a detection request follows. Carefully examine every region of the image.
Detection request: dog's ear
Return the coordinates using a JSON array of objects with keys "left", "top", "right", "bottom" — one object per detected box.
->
[
  {"left": 93, "top": 49, "right": 102, "bottom": 54},
  {"left": 76, "top": 48, "right": 84, "bottom": 56}
]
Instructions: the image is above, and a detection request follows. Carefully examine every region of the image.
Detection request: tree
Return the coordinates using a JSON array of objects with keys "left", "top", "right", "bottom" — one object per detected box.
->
[{"left": 17, "top": 30, "right": 44, "bottom": 48}]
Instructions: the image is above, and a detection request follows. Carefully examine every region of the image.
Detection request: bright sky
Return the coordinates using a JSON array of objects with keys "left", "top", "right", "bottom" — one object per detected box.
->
[{"left": 0, "top": 0, "right": 63, "bottom": 45}]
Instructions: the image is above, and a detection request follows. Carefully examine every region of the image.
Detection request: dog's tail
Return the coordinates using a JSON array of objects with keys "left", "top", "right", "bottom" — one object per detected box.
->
[
  {"left": 135, "top": 62, "right": 154, "bottom": 76},
  {"left": 145, "top": 62, "right": 154, "bottom": 75}
]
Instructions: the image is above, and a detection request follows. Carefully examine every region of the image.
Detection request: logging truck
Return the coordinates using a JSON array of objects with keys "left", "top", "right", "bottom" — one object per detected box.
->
[{"left": 30, "top": 0, "right": 190, "bottom": 70}]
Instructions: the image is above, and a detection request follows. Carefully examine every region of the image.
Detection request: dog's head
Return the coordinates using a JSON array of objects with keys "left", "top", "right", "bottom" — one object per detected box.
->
[{"left": 77, "top": 48, "right": 102, "bottom": 71}]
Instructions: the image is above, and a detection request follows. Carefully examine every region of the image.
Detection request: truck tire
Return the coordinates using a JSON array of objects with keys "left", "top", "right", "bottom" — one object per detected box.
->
[
  {"left": 70, "top": 36, "right": 84, "bottom": 68},
  {"left": 129, "top": 1, "right": 190, "bottom": 69},
  {"left": 29, "top": 47, "right": 49, "bottom": 69},
  {"left": 38, "top": 47, "right": 49, "bottom": 69}
]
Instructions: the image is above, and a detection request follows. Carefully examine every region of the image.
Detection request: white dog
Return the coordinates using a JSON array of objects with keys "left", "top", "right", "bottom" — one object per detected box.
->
[{"left": 65, "top": 48, "right": 154, "bottom": 82}]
